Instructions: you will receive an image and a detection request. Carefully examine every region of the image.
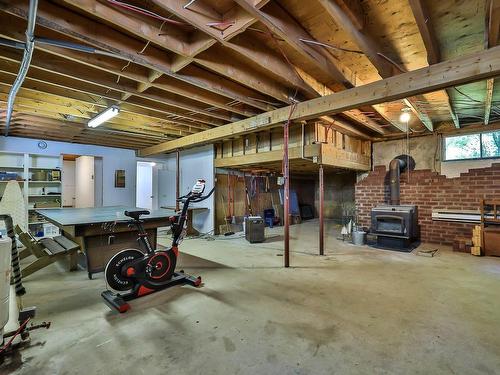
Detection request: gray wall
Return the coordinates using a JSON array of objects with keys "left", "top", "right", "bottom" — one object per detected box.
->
[
  {"left": 0, "top": 136, "right": 137, "bottom": 206},
  {"left": 372, "top": 135, "right": 439, "bottom": 171}
]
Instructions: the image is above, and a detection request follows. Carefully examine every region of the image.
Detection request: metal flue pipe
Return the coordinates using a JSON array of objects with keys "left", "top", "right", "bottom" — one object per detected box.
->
[
  {"left": 389, "top": 158, "right": 407, "bottom": 205},
  {"left": 5, "top": 0, "right": 38, "bottom": 136}
]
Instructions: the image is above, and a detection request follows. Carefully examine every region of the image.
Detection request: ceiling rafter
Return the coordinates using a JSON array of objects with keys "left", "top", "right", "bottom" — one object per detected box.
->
[
  {"left": 138, "top": 45, "right": 500, "bottom": 155},
  {"left": 408, "top": 0, "right": 460, "bottom": 128},
  {"left": 485, "top": 0, "right": 500, "bottom": 125},
  {"left": 316, "top": 0, "right": 438, "bottom": 132},
  {"left": 0, "top": 0, "right": 275, "bottom": 112},
  {"left": 58, "top": 0, "right": 299, "bottom": 105}
]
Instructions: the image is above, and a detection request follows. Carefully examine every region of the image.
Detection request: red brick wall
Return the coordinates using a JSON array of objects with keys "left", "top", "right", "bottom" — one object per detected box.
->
[{"left": 355, "top": 163, "right": 500, "bottom": 245}]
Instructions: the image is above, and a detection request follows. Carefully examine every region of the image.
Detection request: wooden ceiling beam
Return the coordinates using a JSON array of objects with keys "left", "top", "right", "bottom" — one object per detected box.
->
[
  {"left": 0, "top": 66, "right": 208, "bottom": 133},
  {"left": 408, "top": 0, "right": 459, "bottom": 129},
  {"left": 295, "top": 68, "right": 387, "bottom": 135},
  {"left": 0, "top": 50, "right": 222, "bottom": 128},
  {"left": 0, "top": 44, "right": 228, "bottom": 126},
  {"left": 485, "top": 0, "right": 500, "bottom": 125},
  {"left": 233, "top": 0, "right": 354, "bottom": 87},
  {"left": 318, "top": 0, "right": 436, "bottom": 132},
  {"left": 3, "top": 125, "right": 155, "bottom": 148},
  {"left": 0, "top": 90, "right": 189, "bottom": 138},
  {"left": 13, "top": 119, "right": 172, "bottom": 143},
  {"left": 138, "top": 46, "right": 500, "bottom": 155},
  {"left": 147, "top": 0, "right": 314, "bottom": 98},
  {"left": 0, "top": 1, "right": 272, "bottom": 112},
  {"left": 54, "top": 0, "right": 295, "bottom": 106},
  {"left": 232, "top": 0, "right": 398, "bottom": 134},
  {"left": 13, "top": 115, "right": 175, "bottom": 140},
  {"left": 333, "top": 0, "right": 365, "bottom": 31}
]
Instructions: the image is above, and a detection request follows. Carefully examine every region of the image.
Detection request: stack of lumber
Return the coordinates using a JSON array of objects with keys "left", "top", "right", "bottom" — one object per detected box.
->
[{"left": 471, "top": 225, "right": 482, "bottom": 256}]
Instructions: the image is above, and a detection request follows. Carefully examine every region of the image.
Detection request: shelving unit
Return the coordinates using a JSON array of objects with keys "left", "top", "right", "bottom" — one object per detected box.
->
[{"left": 0, "top": 151, "right": 63, "bottom": 238}]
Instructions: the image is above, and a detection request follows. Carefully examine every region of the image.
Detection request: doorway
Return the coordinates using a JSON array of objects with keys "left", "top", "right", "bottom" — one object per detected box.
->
[
  {"left": 62, "top": 154, "right": 103, "bottom": 208},
  {"left": 136, "top": 161, "right": 155, "bottom": 210}
]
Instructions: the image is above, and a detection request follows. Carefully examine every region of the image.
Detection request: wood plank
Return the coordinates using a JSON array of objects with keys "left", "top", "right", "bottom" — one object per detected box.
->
[
  {"left": 485, "top": 78, "right": 494, "bottom": 125},
  {"left": 408, "top": 0, "right": 440, "bottom": 65},
  {"left": 408, "top": 0, "right": 459, "bottom": 128},
  {"left": 139, "top": 46, "right": 500, "bottom": 155},
  {"left": 0, "top": 1, "right": 272, "bottom": 112},
  {"left": 214, "top": 144, "right": 321, "bottom": 168}
]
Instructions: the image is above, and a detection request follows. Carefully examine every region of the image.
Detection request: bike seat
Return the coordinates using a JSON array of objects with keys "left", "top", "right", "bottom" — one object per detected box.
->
[{"left": 124, "top": 210, "right": 150, "bottom": 220}]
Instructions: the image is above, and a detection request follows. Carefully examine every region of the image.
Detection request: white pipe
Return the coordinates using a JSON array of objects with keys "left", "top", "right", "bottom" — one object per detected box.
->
[{"left": 5, "top": 0, "right": 38, "bottom": 136}]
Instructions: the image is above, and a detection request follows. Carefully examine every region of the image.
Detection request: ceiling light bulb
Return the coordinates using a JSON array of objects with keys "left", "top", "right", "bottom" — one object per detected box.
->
[
  {"left": 400, "top": 111, "right": 411, "bottom": 123},
  {"left": 88, "top": 105, "right": 120, "bottom": 128}
]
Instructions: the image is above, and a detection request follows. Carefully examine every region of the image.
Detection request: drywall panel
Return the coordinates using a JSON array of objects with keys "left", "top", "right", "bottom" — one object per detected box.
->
[
  {"left": 0, "top": 136, "right": 136, "bottom": 206},
  {"left": 155, "top": 145, "right": 215, "bottom": 234}
]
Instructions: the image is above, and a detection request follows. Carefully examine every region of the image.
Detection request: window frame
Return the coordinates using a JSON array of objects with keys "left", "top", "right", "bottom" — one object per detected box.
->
[{"left": 443, "top": 130, "right": 500, "bottom": 162}]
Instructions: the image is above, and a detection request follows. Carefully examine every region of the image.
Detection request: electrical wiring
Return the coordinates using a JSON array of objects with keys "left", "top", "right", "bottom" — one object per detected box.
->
[
  {"left": 106, "top": 0, "right": 192, "bottom": 27},
  {"left": 299, "top": 38, "right": 364, "bottom": 54}
]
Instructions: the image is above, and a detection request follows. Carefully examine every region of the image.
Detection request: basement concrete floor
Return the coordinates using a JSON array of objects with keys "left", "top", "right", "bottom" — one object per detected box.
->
[{"left": 2, "top": 219, "right": 500, "bottom": 375}]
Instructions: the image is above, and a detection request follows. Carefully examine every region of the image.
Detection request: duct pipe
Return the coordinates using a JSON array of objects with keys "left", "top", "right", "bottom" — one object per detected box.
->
[
  {"left": 0, "top": 38, "right": 25, "bottom": 50},
  {"left": 5, "top": 0, "right": 38, "bottom": 136},
  {"left": 389, "top": 158, "right": 407, "bottom": 205},
  {"left": 35, "top": 37, "right": 131, "bottom": 62}
]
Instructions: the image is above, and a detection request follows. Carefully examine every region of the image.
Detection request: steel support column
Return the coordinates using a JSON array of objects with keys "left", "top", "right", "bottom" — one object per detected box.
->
[
  {"left": 283, "top": 121, "right": 290, "bottom": 268},
  {"left": 319, "top": 164, "right": 324, "bottom": 256}
]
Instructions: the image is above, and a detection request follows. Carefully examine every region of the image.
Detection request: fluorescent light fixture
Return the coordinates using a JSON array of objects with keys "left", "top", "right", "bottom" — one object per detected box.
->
[{"left": 88, "top": 105, "right": 120, "bottom": 128}]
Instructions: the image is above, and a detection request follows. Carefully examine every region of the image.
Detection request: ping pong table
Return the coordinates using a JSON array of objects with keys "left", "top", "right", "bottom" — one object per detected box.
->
[{"left": 37, "top": 206, "right": 176, "bottom": 279}]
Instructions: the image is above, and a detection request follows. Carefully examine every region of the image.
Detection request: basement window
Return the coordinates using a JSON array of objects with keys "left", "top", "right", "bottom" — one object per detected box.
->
[{"left": 444, "top": 130, "right": 500, "bottom": 160}]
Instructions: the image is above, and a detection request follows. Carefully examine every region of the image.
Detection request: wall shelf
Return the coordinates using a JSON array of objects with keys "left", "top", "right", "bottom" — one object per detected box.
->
[
  {"left": 29, "top": 194, "right": 62, "bottom": 197},
  {"left": 29, "top": 180, "right": 61, "bottom": 183},
  {"left": 0, "top": 151, "right": 62, "bottom": 238}
]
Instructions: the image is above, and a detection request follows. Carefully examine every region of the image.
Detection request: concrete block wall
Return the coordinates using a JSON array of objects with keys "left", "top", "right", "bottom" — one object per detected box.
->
[{"left": 355, "top": 163, "right": 500, "bottom": 245}]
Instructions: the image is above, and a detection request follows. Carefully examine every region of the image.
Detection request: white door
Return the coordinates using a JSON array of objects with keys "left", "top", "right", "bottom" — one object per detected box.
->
[
  {"left": 75, "top": 156, "right": 95, "bottom": 208},
  {"left": 62, "top": 160, "right": 76, "bottom": 207},
  {"left": 136, "top": 162, "right": 153, "bottom": 210},
  {"left": 158, "top": 169, "right": 176, "bottom": 209}
]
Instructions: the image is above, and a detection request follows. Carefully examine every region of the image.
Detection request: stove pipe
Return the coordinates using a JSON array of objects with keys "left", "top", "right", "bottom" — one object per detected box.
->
[{"left": 389, "top": 158, "right": 407, "bottom": 205}]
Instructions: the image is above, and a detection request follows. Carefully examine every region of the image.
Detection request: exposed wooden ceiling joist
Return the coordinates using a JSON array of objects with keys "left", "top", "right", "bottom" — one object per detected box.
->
[{"left": 139, "top": 46, "right": 500, "bottom": 155}]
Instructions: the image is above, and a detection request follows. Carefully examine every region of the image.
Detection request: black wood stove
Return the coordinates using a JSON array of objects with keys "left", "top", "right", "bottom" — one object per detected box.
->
[
  {"left": 370, "top": 157, "right": 419, "bottom": 250},
  {"left": 371, "top": 205, "right": 419, "bottom": 249}
]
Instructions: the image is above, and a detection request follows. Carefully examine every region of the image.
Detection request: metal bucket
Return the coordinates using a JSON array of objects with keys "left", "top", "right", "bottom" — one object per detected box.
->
[{"left": 352, "top": 231, "right": 367, "bottom": 246}]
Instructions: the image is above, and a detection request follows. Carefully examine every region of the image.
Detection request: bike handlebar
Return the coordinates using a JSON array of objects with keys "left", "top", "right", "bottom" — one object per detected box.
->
[{"left": 176, "top": 187, "right": 215, "bottom": 203}]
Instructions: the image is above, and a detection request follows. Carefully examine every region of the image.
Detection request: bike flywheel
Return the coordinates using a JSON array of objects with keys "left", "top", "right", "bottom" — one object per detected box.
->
[{"left": 105, "top": 249, "right": 144, "bottom": 291}]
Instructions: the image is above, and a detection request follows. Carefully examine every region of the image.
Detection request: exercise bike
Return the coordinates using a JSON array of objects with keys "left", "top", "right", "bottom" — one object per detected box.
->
[{"left": 101, "top": 179, "right": 214, "bottom": 313}]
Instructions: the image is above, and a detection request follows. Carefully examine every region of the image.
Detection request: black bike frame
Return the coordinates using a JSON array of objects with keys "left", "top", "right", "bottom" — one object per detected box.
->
[{"left": 131, "top": 193, "right": 205, "bottom": 254}]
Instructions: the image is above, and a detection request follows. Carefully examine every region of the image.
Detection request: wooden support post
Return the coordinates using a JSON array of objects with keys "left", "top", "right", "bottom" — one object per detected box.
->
[
  {"left": 319, "top": 164, "right": 324, "bottom": 256},
  {"left": 175, "top": 150, "right": 180, "bottom": 211},
  {"left": 284, "top": 121, "right": 290, "bottom": 268}
]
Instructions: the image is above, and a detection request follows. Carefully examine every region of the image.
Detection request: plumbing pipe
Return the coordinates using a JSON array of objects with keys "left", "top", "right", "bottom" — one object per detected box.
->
[
  {"left": 283, "top": 119, "right": 290, "bottom": 268},
  {"left": 5, "top": 0, "right": 38, "bottom": 136}
]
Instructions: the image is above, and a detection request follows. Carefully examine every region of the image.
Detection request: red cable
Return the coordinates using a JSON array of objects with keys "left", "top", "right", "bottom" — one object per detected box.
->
[{"left": 0, "top": 318, "right": 30, "bottom": 354}]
